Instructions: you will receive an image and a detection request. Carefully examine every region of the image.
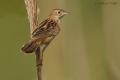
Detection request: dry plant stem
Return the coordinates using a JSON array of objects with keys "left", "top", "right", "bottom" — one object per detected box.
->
[
  {"left": 24, "top": 0, "right": 42, "bottom": 80},
  {"left": 24, "top": 0, "right": 38, "bottom": 33},
  {"left": 35, "top": 47, "right": 42, "bottom": 80}
]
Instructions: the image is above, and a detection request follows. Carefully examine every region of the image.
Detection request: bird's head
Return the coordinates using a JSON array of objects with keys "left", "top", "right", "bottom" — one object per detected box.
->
[{"left": 49, "top": 9, "right": 69, "bottom": 20}]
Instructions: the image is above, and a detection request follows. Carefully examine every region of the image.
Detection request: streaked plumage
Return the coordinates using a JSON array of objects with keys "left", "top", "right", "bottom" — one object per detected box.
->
[{"left": 21, "top": 9, "right": 68, "bottom": 53}]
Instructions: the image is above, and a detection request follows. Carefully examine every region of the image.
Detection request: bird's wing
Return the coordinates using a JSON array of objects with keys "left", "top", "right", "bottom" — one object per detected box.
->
[
  {"left": 32, "top": 19, "right": 57, "bottom": 38},
  {"left": 32, "top": 19, "right": 48, "bottom": 36}
]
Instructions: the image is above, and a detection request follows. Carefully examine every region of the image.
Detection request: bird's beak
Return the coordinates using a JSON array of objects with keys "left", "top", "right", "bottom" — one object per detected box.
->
[{"left": 63, "top": 11, "right": 69, "bottom": 15}]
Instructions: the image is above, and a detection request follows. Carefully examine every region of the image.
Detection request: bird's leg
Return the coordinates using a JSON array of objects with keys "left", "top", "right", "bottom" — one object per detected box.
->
[
  {"left": 36, "top": 36, "right": 56, "bottom": 66},
  {"left": 40, "top": 48, "right": 43, "bottom": 66},
  {"left": 36, "top": 47, "right": 44, "bottom": 66},
  {"left": 42, "top": 36, "right": 55, "bottom": 53}
]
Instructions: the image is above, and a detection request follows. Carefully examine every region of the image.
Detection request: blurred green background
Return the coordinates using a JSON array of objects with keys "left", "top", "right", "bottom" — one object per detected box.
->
[{"left": 0, "top": 0, "right": 120, "bottom": 80}]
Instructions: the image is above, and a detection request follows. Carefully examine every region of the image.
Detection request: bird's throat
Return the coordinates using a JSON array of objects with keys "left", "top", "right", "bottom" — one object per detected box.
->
[{"left": 49, "top": 15, "right": 60, "bottom": 23}]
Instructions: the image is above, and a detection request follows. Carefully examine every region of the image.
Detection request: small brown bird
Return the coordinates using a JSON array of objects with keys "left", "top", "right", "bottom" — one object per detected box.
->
[{"left": 21, "top": 9, "right": 68, "bottom": 53}]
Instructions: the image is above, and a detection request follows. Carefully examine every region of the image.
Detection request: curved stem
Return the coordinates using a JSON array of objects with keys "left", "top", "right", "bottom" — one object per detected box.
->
[{"left": 24, "top": 0, "right": 42, "bottom": 80}]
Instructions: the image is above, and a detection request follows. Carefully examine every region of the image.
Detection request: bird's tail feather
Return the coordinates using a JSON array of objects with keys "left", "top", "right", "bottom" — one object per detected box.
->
[{"left": 21, "top": 39, "right": 39, "bottom": 53}]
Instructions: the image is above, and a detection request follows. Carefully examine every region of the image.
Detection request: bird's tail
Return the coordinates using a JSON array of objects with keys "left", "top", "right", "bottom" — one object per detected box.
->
[{"left": 21, "top": 39, "right": 39, "bottom": 53}]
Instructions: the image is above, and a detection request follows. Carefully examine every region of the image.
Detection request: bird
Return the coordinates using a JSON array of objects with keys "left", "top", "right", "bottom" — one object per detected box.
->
[{"left": 21, "top": 9, "right": 68, "bottom": 54}]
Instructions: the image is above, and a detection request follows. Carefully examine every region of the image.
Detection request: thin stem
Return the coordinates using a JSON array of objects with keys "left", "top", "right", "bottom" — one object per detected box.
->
[
  {"left": 24, "top": 0, "right": 42, "bottom": 80},
  {"left": 35, "top": 47, "right": 42, "bottom": 80}
]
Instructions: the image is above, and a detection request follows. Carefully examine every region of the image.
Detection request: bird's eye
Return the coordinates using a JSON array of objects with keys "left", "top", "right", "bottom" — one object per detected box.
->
[{"left": 58, "top": 11, "right": 61, "bottom": 14}]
